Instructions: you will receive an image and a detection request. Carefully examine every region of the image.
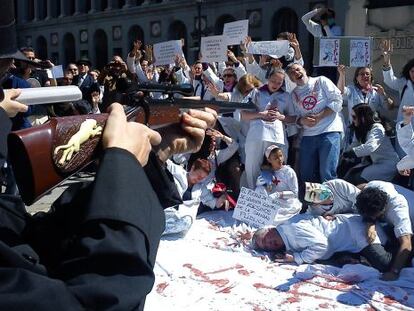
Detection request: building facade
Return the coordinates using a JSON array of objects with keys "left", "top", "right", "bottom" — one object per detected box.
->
[{"left": 15, "top": 0, "right": 350, "bottom": 69}]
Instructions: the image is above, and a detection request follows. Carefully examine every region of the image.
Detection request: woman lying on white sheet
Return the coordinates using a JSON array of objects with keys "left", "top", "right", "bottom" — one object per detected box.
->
[
  {"left": 252, "top": 214, "right": 392, "bottom": 272},
  {"left": 255, "top": 145, "right": 301, "bottom": 226},
  {"left": 304, "top": 179, "right": 360, "bottom": 216}
]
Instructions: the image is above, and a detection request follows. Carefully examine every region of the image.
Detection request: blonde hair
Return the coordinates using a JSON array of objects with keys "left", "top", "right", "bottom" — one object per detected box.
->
[{"left": 236, "top": 73, "right": 262, "bottom": 94}]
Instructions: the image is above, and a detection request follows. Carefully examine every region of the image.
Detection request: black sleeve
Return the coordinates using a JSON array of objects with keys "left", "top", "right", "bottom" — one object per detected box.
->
[
  {"left": 0, "top": 147, "right": 165, "bottom": 311},
  {"left": 0, "top": 107, "right": 12, "bottom": 168},
  {"left": 143, "top": 151, "right": 183, "bottom": 208}
]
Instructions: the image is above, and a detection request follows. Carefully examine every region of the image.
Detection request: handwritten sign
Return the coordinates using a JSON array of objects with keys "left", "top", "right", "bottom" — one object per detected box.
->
[
  {"left": 313, "top": 36, "right": 372, "bottom": 67},
  {"left": 232, "top": 187, "right": 278, "bottom": 228},
  {"left": 223, "top": 19, "right": 249, "bottom": 46},
  {"left": 319, "top": 38, "right": 340, "bottom": 67},
  {"left": 247, "top": 40, "right": 290, "bottom": 58},
  {"left": 200, "top": 35, "right": 227, "bottom": 63},
  {"left": 350, "top": 39, "right": 370, "bottom": 67},
  {"left": 51, "top": 65, "right": 64, "bottom": 79},
  {"left": 153, "top": 40, "right": 183, "bottom": 66}
]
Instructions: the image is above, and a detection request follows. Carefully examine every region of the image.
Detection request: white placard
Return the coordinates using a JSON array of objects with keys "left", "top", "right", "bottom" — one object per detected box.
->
[
  {"left": 247, "top": 40, "right": 290, "bottom": 58},
  {"left": 51, "top": 65, "right": 64, "bottom": 79},
  {"left": 200, "top": 35, "right": 227, "bottom": 63},
  {"left": 223, "top": 19, "right": 249, "bottom": 46},
  {"left": 319, "top": 38, "right": 340, "bottom": 67},
  {"left": 350, "top": 39, "right": 370, "bottom": 67},
  {"left": 153, "top": 40, "right": 183, "bottom": 66},
  {"left": 232, "top": 187, "right": 278, "bottom": 228}
]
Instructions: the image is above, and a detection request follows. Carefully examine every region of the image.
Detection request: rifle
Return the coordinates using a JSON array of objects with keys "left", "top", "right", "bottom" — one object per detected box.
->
[{"left": 8, "top": 83, "right": 256, "bottom": 205}]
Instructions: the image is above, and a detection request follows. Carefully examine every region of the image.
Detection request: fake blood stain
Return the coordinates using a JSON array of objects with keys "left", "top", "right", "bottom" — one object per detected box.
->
[
  {"left": 183, "top": 263, "right": 238, "bottom": 293},
  {"left": 156, "top": 282, "right": 169, "bottom": 295}
]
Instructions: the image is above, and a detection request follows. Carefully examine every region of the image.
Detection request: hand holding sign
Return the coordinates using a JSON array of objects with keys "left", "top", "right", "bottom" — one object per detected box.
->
[
  {"left": 232, "top": 187, "right": 278, "bottom": 228},
  {"left": 223, "top": 19, "right": 249, "bottom": 46}
]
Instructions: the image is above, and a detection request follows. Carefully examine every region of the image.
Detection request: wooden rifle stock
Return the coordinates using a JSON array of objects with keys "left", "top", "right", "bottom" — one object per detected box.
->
[{"left": 8, "top": 97, "right": 255, "bottom": 205}]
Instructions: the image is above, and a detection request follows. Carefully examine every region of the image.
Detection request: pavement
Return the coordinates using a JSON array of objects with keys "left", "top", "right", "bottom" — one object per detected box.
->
[{"left": 26, "top": 173, "right": 95, "bottom": 214}]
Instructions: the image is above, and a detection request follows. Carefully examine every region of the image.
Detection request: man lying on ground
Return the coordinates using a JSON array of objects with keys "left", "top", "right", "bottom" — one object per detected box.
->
[{"left": 252, "top": 214, "right": 393, "bottom": 273}]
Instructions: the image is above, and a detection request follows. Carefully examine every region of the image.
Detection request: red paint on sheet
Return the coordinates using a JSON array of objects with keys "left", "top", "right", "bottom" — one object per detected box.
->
[
  {"left": 245, "top": 302, "right": 269, "bottom": 311},
  {"left": 208, "top": 221, "right": 221, "bottom": 231},
  {"left": 156, "top": 282, "right": 169, "bottom": 295},
  {"left": 183, "top": 263, "right": 233, "bottom": 292},
  {"left": 216, "top": 285, "right": 235, "bottom": 294},
  {"left": 286, "top": 283, "right": 332, "bottom": 303},
  {"left": 253, "top": 283, "right": 274, "bottom": 290},
  {"left": 209, "top": 279, "right": 230, "bottom": 287},
  {"left": 206, "top": 264, "right": 244, "bottom": 274},
  {"left": 286, "top": 296, "right": 300, "bottom": 303},
  {"left": 382, "top": 296, "right": 398, "bottom": 305},
  {"left": 237, "top": 269, "right": 250, "bottom": 276},
  {"left": 183, "top": 263, "right": 205, "bottom": 278},
  {"left": 319, "top": 303, "right": 330, "bottom": 308}
]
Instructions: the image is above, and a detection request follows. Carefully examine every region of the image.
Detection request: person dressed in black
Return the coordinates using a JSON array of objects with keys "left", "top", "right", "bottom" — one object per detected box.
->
[{"left": 0, "top": 1, "right": 218, "bottom": 309}]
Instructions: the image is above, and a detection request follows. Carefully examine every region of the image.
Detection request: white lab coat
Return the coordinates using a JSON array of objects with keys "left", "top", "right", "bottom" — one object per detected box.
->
[
  {"left": 366, "top": 181, "right": 413, "bottom": 238},
  {"left": 383, "top": 68, "right": 414, "bottom": 122},
  {"left": 277, "top": 214, "right": 387, "bottom": 265},
  {"left": 301, "top": 9, "right": 342, "bottom": 38},
  {"left": 350, "top": 123, "right": 399, "bottom": 181},
  {"left": 306, "top": 179, "right": 360, "bottom": 216},
  {"left": 255, "top": 165, "right": 302, "bottom": 226},
  {"left": 396, "top": 121, "right": 414, "bottom": 170}
]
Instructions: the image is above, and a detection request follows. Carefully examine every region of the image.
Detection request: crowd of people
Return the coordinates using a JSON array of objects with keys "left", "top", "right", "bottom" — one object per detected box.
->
[{"left": 1, "top": 0, "right": 414, "bottom": 308}]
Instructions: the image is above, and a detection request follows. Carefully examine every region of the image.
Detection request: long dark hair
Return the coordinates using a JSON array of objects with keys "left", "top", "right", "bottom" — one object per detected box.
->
[
  {"left": 402, "top": 58, "right": 414, "bottom": 81},
  {"left": 351, "top": 104, "right": 379, "bottom": 143}
]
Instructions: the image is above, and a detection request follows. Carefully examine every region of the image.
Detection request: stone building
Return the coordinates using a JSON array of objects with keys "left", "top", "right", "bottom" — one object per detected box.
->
[
  {"left": 15, "top": 0, "right": 350, "bottom": 70},
  {"left": 14, "top": 0, "right": 414, "bottom": 88}
]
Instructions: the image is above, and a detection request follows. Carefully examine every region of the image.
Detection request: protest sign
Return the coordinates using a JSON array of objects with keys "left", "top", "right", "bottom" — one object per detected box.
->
[
  {"left": 247, "top": 40, "right": 290, "bottom": 58},
  {"left": 350, "top": 39, "right": 371, "bottom": 67},
  {"left": 319, "top": 38, "right": 340, "bottom": 66},
  {"left": 51, "top": 65, "right": 64, "bottom": 79},
  {"left": 153, "top": 40, "right": 182, "bottom": 66},
  {"left": 223, "top": 19, "right": 249, "bottom": 46},
  {"left": 313, "top": 36, "right": 373, "bottom": 67},
  {"left": 200, "top": 35, "right": 227, "bottom": 63},
  {"left": 232, "top": 187, "right": 278, "bottom": 228}
]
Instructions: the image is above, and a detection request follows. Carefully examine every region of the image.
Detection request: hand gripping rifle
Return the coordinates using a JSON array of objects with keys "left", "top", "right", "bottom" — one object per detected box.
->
[{"left": 8, "top": 82, "right": 256, "bottom": 205}]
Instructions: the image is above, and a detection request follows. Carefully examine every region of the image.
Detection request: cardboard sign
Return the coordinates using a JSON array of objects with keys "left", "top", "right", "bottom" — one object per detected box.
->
[
  {"left": 51, "top": 65, "right": 64, "bottom": 79},
  {"left": 313, "top": 36, "right": 373, "bottom": 67},
  {"left": 223, "top": 19, "right": 249, "bottom": 46},
  {"left": 200, "top": 35, "right": 227, "bottom": 63},
  {"left": 247, "top": 40, "right": 290, "bottom": 58},
  {"left": 350, "top": 39, "right": 371, "bottom": 67},
  {"left": 232, "top": 187, "right": 278, "bottom": 228},
  {"left": 319, "top": 38, "right": 340, "bottom": 66},
  {"left": 153, "top": 40, "right": 183, "bottom": 66}
]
